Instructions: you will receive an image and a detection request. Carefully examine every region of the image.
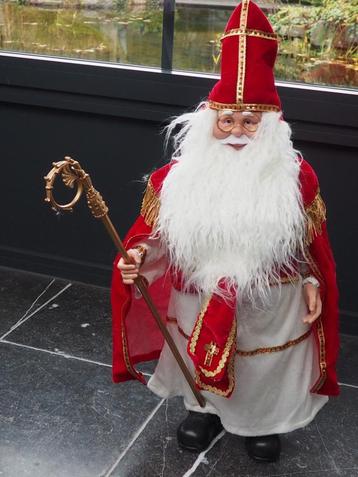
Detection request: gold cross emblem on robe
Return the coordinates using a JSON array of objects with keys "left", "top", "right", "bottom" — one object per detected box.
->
[{"left": 204, "top": 342, "right": 219, "bottom": 367}]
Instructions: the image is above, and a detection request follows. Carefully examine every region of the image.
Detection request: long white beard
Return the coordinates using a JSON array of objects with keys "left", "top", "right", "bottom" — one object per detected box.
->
[{"left": 155, "top": 107, "right": 306, "bottom": 302}]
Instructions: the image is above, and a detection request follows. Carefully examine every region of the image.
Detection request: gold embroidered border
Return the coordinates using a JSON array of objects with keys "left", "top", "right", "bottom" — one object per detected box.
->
[
  {"left": 236, "top": 0, "right": 249, "bottom": 103},
  {"left": 208, "top": 100, "right": 280, "bottom": 112},
  {"left": 195, "top": 351, "right": 236, "bottom": 397},
  {"left": 198, "top": 317, "right": 237, "bottom": 378},
  {"left": 311, "top": 317, "right": 327, "bottom": 391},
  {"left": 121, "top": 297, "right": 138, "bottom": 379},
  {"left": 237, "top": 328, "right": 312, "bottom": 357},
  {"left": 188, "top": 296, "right": 211, "bottom": 355},
  {"left": 140, "top": 178, "right": 160, "bottom": 227},
  {"left": 303, "top": 250, "right": 327, "bottom": 391},
  {"left": 305, "top": 190, "right": 326, "bottom": 245},
  {"left": 221, "top": 28, "right": 278, "bottom": 42}
]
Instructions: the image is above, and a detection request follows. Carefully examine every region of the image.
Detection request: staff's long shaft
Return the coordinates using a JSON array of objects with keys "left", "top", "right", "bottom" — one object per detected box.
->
[
  {"left": 102, "top": 215, "right": 206, "bottom": 408},
  {"left": 44, "top": 157, "right": 205, "bottom": 408}
]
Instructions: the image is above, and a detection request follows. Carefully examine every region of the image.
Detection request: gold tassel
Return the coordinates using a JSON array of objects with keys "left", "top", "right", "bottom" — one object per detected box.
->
[
  {"left": 140, "top": 179, "right": 160, "bottom": 227},
  {"left": 305, "top": 190, "right": 326, "bottom": 244}
]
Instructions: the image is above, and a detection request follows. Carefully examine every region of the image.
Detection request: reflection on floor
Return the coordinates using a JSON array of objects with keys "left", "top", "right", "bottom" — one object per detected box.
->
[{"left": 0, "top": 267, "right": 357, "bottom": 477}]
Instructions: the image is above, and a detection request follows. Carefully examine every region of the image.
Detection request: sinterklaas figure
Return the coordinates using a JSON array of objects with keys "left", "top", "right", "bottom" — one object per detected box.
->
[{"left": 112, "top": 0, "right": 339, "bottom": 462}]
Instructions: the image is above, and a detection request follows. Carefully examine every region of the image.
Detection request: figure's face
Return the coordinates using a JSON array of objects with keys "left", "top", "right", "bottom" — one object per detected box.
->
[{"left": 212, "top": 110, "right": 262, "bottom": 150}]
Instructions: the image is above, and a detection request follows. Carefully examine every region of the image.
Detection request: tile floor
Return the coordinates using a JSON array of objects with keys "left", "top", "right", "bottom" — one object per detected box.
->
[{"left": 0, "top": 267, "right": 357, "bottom": 477}]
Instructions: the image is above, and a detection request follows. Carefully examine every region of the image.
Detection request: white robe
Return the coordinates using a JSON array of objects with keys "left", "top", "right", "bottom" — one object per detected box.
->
[{"left": 138, "top": 241, "right": 328, "bottom": 436}]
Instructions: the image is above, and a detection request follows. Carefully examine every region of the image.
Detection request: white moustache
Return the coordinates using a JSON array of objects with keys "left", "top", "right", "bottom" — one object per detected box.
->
[{"left": 219, "top": 135, "right": 251, "bottom": 145}]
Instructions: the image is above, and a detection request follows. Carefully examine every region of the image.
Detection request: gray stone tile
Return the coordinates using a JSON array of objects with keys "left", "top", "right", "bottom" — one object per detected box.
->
[
  {"left": 0, "top": 267, "right": 67, "bottom": 337},
  {"left": 190, "top": 423, "right": 337, "bottom": 477},
  {"left": 338, "top": 470, "right": 358, "bottom": 477},
  {"left": 4, "top": 281, "right": 113, "bottom": 364},
  {"left": 315, "top": 387, "right": 358, "bottom": 471},
  {"left": 191, "top": 387, "right": 358, "bottom": 477},
  {"left": 110, "top": 397, "right": 200, "bottom": 477},
  {"left": 338, "top": 334, "right": 358, "bottom": 386},
  {"left": 0, "top": 342, "right": 161, "bottom": 477}
]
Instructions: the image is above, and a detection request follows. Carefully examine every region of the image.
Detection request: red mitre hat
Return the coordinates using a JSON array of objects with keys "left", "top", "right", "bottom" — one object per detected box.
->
[{"left": 208, "top": 0, "right": 281, "bottom": 112}]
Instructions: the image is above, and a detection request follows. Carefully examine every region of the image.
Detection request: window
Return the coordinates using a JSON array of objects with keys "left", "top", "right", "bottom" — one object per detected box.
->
[
  {"left": 0, "top": 0, "right": 356, "bottom": 88},
  {"left": 0, "top": 0, "right": 163, "bottom": 68}
]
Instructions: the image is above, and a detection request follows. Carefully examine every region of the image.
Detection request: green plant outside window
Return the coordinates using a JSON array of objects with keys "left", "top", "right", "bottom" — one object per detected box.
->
[{"left": 0, "top": 0, "right": 356, "bottom": 88}]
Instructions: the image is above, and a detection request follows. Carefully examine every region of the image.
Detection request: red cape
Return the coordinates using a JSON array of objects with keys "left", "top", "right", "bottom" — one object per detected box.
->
[{"left": 111, "top": 159, "right": 339, "bottom": 396}]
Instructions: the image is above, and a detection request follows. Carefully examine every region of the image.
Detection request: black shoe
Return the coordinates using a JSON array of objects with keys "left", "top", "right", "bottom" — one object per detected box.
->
[
  {"left": 177, "top": 411, "right": 223, "bottom": 452},
  {"left": 245, "top": 434, "right": 281, "bottom": 463}
]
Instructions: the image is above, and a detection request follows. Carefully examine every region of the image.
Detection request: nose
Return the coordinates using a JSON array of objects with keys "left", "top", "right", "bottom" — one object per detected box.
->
[{"left": 231, "top": 123, "right": 244, "bottom": 137}]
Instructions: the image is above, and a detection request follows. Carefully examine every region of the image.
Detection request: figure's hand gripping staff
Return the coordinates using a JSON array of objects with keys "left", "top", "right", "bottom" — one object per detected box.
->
[{"left": 44, "top": 156, "right": 205, "bottom": 408}]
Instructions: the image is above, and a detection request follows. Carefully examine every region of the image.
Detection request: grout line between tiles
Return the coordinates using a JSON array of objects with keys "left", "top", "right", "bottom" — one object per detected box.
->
[
  {"left": 182, "top": 430, "right": 226, "bottom": 477},
  {"left": 102, "top": 398, "right": 165, "bottom": 477},
  {"left": 339, "top": 382, "right": 358, "bottom": 389},
  {"left": 0, "top": 340, "right": 112, "bottom": 368},
  {"left": 0, "top": 282, "right": 72, "bottom": 340},
  {"left": 315, "top": 421, "right": 340, "bottom": 475},
  {"left": 0, "top": 278, "right": 56, "bottom": 338}
]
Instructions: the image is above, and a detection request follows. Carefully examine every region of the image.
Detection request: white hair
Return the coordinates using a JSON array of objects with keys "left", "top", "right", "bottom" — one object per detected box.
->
[{"left": 156, "top": 105, "right": 306, "bottom": 304}]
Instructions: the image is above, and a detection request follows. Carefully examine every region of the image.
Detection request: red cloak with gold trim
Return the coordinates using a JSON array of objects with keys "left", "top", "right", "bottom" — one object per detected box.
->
[{"left": 111, "top": 159, "right": 339, "bottom": 397}]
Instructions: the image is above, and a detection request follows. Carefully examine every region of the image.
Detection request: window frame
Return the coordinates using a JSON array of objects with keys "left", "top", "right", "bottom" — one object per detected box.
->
[{"left": 0, "top": 51, "right": 356, "bottom": 149}]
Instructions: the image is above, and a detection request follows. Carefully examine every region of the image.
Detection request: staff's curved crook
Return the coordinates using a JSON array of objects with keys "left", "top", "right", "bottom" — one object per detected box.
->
[{"left": 44, "top": 156, "right": 205, "bottom": 408}]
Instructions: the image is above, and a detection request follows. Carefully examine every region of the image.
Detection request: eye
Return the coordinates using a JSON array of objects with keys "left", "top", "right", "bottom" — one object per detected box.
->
[{"left": 222, "top": 117, "right": 234, "bottom": 125}]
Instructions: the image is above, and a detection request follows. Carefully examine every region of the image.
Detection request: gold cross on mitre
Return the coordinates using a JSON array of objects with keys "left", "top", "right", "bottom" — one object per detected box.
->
[{"left": 204, "top": 342, "right": 219, "bottom": 367}]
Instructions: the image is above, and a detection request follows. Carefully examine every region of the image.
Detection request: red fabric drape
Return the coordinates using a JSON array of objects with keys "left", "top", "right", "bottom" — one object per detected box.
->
[{"left": 111, "top": 159, "right": 339, "bottom": 396}]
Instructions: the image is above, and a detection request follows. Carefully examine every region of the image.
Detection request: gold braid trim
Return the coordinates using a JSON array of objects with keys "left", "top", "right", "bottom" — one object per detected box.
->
[
  {"left": 237, "top": 0, "right": 249, "bottom": 103},
  {"left": 167, "top": 316, "right": 312, "bottom": 358},
  {"left": 140, "top": 179, "right": 160, "bottom": 227},
  {"left": 121, "top": 297, "right": 138, "bottom": 379},
  {"left": 208, "top": 101, "right": 280, "bottom": 112},
  {"left": 237, "top": 328, "right": 312, "bottom": 357},
  {"left": 195, "top": 350, "right": 236, "bottom": 397},
  {"left": 311, "top": 318, "right": 327, "bottom": 392},
  {"left": 199, "top": 317, "right": 237, "bottom": 378},
  {"left": 305, "top": 190, "right": 326, "bottom": 245},
  {"left": 188, "top": 296, "right": 211, "bottom": 355},
  {"left": 221, "top": 28, "right": 278, "bottom": 42}
]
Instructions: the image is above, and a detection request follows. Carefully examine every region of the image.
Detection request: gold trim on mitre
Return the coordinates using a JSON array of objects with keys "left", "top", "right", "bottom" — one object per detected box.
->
[
  {"left": 140, "top": 178, "right": 160, "bottom": 227},
  {"left": 221, "top": 27, "right": 278, "bottom": 42},
  {"left": 208, "top": 100, "right": 280, "bottom": 112},
  {"left": 237, "top": 0, "right": 250, "bottom": 103}
]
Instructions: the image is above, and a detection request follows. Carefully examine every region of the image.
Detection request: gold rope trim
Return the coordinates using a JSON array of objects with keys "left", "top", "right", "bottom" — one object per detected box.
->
[
  {"left": 140, "top": 179, "right": 160, "bottom": 227},
  {"left": 236, "top": 0, "right": 249, "bottom": 104},
  {"left": 305, "top": 190, "right": 326, "bottom": 245},
  {"left": 198, "top": 318, "right": 237, "bottom": 378},
  {"left": 195, "top": 349, "right": 236, "bottom": 397},
  {"left": 188, "top": 296, "right": 211, "bottom": 355},
  {"left": 208, "top": 100, "right": 280, "bottom": 112},
  {"left": 167, "top": 316, "right": 312, "bottom": 358},
  {"left": 237, "top": 328, "right": 312, "bottom": 357},
  {"left": 221, "top": 28, "right": 278, "bottom": 42}
]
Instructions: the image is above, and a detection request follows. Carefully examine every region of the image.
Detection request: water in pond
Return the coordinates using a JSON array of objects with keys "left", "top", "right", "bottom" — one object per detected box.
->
[{"left": 0, "top": 1, "right": 356, "bottom": 88}]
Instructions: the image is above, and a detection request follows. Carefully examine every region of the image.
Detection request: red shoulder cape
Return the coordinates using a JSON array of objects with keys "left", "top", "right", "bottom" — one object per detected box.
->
[{"left": 111, "top": 159, "right": 339, "bottom": 396}]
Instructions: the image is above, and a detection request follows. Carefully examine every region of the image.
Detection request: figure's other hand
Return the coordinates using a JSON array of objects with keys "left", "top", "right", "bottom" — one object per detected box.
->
[
  {"left": 303, "top": 282, "right": 322, "bottom": 324},
  {"left": 117, "top": 247, "right": 145, "bottom": 285}
]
